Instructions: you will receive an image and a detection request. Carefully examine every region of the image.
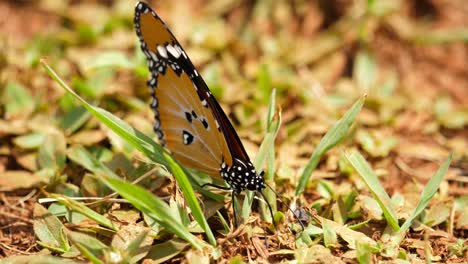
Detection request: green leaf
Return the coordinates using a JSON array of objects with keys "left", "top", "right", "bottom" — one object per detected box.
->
[
  {"left": 33, "top": 203, "right": 70, "bottom": 253},
  {"left": 48, "top": 202, "right": 88, "bottom": 224},
  {"left": 60, "top": 105, "right": 91, "bottom": 135},
  {"left": 322, "top": 219, "right": 338, "bottom": 248},
  {"left": 395, "top": 153, "right": 452, "bottom": 242},
  {"left": 319, "top": 215, "right": 377, "bottom": 250},
  {"left": 143, "top": 213, "right": 162, "bottom": 234},
  {"left": 356, "top": 242, "right": 373, "bottom": 264},
  {"left": 72, "top": 69, "right": 112, "bottom": 99},
  {"left": 112, "top": 226, "right": 152, "bottom": 263},
  {"left": 2, "top": 81, "right": 35, "bottom": 118},
  {"left": 296, "top": 96, "right": 365, "bottom": 196},
  {"left": 37, "top": 132, "right": 67, "bottom": 173},
  {"left": 356, "top": 130, "right": 399, "bottom": 157},
  {"left": 423, "top": 202, "right": 451, "bottom": 227},
  {"left": 67, "top": 231, "right": 108, "bottom": 264},
  {"left": 448, "top": 239, "right": 467, "bottom": 257},
  {"left": 345, "top": 150, "right": 400, "bottom": 231},
  {"left": 454, "top": 197, "right": 468, "bottom": 230},
  {"left": 145, "top": 239, "right": 189, "bottom": 263},
  {"left": 83, "top": 51, "right": 134, "bottom": 71},
  {"left": 13, "top": 132, "right": 46, "bottom": 149},
  {"left": 360, "top": 195, "right": 384, "bottom": 220}
]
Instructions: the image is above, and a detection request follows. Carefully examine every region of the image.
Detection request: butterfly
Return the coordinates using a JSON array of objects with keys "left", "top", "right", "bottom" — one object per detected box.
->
[{"left": 134, "top": 1, "right": 300, "bottom": 227}]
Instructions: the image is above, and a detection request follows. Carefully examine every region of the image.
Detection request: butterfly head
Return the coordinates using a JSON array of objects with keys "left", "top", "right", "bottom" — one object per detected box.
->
[{"left": 220, "top": 158, "right": 265, "bottom": 193}]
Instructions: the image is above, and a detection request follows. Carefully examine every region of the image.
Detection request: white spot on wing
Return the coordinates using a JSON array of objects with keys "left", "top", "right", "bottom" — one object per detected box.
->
[
  {"left": 143, "top": 50, "right": 150, "bottom": 59},
  {"left": 149, "top": 51, "right": 158, "bottom": 62},
  {"left": 157, "top": 45, "right": 168, "bottom": 58},
  {"left": 166, "top": 44, "right": 181, "bottom": 58}
]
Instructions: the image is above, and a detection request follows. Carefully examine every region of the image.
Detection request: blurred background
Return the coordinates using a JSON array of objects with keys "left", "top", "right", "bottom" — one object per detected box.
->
[{"left": 0, "top": 0, "right": 467, "bottom": 259}]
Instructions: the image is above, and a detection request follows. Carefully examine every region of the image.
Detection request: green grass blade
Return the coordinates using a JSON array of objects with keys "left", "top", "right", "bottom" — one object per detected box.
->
[
  {"left": 41, "top": 60, "right": 216, "bottom": 246},
  {"left": 395, "top": 153, "right": 452, "bottom": 242},
  {"left": 50, "top": 194, "right": 117, "bottom": 231},
  {"left": 241, "top": 89, "right": 280, "bottom": 223},
  {"left": 261, "top": 89, "right": 280, "bottom": 222},
  {"left": 260, "top": 116, "right": 280, "bottom": 222},
  {"left": 345, "top": 150, "right": 399, "bottom": 231},
  {"left": 216, "top": 211, "right": 230, "bottom": 234},
  {"left": 100, "top": 176, "right": 205, "bottom": 250},
  {"left": 163, "top": 153, "right": 216, "bottom": 246},
  {"left": 295, "top": 96, "right": 365, "bottom": 196}
]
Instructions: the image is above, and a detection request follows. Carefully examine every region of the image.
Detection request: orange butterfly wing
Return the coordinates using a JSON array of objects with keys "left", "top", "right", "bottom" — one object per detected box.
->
[{"left": 134, "top": 2, "right": 232, "bottom": 178}]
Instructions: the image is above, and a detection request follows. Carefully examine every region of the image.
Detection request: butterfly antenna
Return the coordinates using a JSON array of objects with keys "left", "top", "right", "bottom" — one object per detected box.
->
[{"left": 264, "top": 182, "right": 305, "bottom": 231}]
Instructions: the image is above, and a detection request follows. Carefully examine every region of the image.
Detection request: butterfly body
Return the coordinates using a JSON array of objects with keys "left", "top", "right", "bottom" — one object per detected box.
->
[
  {"left": 134, "top": 2, "right": 265, "bottom": 194},
  {"left": 221, "top": 159, "right": 265, "bottom": 193}
]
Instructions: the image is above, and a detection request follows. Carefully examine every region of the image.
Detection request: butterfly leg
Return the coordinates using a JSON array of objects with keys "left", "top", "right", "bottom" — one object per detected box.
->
[
  {"left": 257, "top": 190, "right": 276, "bottom": 228},
  {"left": 200, "top": 183, "right": 239, "bottom": 227},
  {"left": 231, "top": 191, "right": 239, "bottom": 228},
  {"left": 200, "top": 183, "right": 231, "bottom": 191},
  {"left": 264, "top": 183, "right": 306, "bottom": 231}
]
